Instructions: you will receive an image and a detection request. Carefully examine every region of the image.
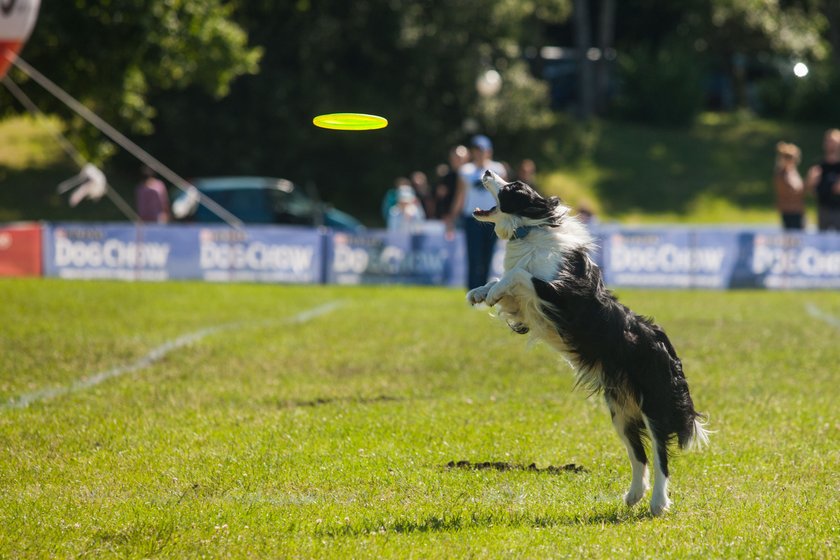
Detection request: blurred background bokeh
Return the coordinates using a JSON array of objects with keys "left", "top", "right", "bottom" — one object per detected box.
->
[{"left": 2, "top": 0, "right": 838, "bottom": 226}]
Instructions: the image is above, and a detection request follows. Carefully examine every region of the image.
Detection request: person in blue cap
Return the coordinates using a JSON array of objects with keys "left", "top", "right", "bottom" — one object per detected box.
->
[{"left": 448, "top": 134, "right": 508, "bottom": 289}]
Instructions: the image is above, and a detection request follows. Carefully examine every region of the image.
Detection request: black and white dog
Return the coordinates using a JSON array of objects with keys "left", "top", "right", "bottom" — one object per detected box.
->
[{"left": 466, "top": 170, "right": 709, "bottom": 516}]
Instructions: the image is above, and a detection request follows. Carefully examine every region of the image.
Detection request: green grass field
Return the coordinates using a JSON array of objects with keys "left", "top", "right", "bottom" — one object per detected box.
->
[{"left": 1, "top": 280, "right": 838, "bottom": 558}]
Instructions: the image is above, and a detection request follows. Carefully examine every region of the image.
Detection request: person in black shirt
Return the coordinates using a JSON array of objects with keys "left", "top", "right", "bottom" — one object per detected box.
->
[{"left": 806, "top": 129, "right": 840, "bottom": 232}]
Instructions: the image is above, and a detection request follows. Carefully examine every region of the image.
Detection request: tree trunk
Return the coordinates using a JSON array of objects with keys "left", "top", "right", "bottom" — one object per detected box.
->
[
  {"left": 595, "top": 0, "right": 616, "bottom": 114},
  {"left": 573, "top": 0, "right": 595, "bottom": 120},
  {"left": 825, "top": 1, "right": 840, "bottom": 69}
]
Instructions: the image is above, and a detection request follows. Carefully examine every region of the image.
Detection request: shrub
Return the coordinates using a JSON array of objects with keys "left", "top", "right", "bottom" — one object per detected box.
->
[{"left": 611, "top": 44, "right": 706, "bottom": 127}]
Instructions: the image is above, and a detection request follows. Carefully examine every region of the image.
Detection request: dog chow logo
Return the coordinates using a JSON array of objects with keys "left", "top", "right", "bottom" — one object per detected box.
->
[
  {"left": 53, "top": 228, "right": 170, "bottom": 269},
  {"left": 198, "top": 229, "right": 317, "bottom": 282},
  {"left": 752, "top": 234, "right": 840, "bottom": 277}
]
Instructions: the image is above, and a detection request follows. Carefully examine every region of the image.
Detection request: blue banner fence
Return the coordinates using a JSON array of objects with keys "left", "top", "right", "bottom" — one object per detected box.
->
[{"left": 39, "top": 222, "right": 840, "bottom": 289}]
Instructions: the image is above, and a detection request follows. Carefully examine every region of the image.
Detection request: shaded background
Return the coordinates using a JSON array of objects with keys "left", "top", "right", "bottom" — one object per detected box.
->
[{"left": 1, "top": 0, "right": 839, "bottom": 225}]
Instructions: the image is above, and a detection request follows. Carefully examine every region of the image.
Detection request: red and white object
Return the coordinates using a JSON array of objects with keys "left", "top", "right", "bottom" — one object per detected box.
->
[
  {"left": 0, "top": 0, "right": 41, "bottom": 79},
  {"left": 0, "top": 223, "right": 42, "bottom": 277}
]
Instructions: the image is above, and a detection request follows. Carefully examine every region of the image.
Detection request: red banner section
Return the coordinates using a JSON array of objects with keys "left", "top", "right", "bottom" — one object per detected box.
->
[{"left": 0, "top": 223, "right": 42, "bottom": 277}]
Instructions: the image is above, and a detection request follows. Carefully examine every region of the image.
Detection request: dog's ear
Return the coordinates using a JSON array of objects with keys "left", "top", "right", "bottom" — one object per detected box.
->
[
  {"left": 545, "top": 196, "right": 570, "bottom": 225},
  {"left": 546, "top": 196, "right": 563, "bottom": 209}
]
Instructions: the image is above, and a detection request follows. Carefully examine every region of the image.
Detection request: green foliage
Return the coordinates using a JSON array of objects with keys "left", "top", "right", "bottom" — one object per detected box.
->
[
  {"left": 2, "top": 0, "right": 262, "bottom": 162},
  {"left": 786, "top": 62, "right": 840, "bottom": 123},
  {"left": 708, "top": 0, "right": 827, "bottom": 59},
  {"left": 0, "top": 113, "right": 830, "bottom": 225},
  {"left": 3, "top": 0, "right": 839, "bottom": 225},
  {"left": 755, "top": 61, "right": 840, "bottom": 123},
  {"left": 1, "top": 281, "right": 838, "bottom": 557},
  {"left": 141, "top": 0, "right": 571, "bottom": 224},
  {"left": 611, "top": 45, "right": 707, "bottom": 126}
]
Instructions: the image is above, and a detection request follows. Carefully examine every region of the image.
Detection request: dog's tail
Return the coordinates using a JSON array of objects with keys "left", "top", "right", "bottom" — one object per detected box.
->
[
  {"left": 652, "top": 326, "right": 712, "bottom": 452},
  {"left": 681, "top": 413, "right": 712, "bottom": 451}
]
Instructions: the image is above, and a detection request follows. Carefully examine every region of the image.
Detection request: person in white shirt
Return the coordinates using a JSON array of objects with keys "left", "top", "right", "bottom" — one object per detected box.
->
[{"left": 448, "top": 134, "right": 508, "bottom": 289}]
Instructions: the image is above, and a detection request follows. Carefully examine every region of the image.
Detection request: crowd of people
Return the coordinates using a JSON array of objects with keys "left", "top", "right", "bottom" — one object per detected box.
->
[
  {"left": 131, "top": 128, "right": 840, "bottom": 289},
  {"left": 381, "top": 135, "right": 549, "bottom": 289},
  {"left": 774, "top": 128, "right": 840, "bottom": 232}
]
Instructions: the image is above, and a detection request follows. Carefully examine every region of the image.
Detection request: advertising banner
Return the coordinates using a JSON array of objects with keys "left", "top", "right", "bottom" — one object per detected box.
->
[
  {"left": 43, "top": 223, "right": 177, "bottom": 280},
  {"left": 33, "top": 222, "right": 840, "bottom": 289},
  {"left": 197, "top": 225, "right": 323, "bottom": 284},
  {"left": 0, "top": 223, "right": 42, "bottom": 277},
  {"left": 735, "top": 232, "right": 840, "bottom": 289},
  {"left": 42, "top": 223, "right": 324, "bottom": 283},
  {"left": 601, "top": 228, "right": 741, "bottom": 289},
  {"left": 328, "top": 225, "right": 459, "bottom": 285}
]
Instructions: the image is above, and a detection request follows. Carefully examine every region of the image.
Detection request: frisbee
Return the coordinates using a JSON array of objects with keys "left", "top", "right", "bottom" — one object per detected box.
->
[{"left": 313, "top": 113, "right": 388, "bottom": 131}]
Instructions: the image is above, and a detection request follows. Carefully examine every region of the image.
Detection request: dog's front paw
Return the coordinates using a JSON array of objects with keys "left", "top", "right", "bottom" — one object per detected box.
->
[
  {"left": 485, "top": 284, "right": 506, "bottom": 307},
  {"left": 466, "top": 286, "right": 490, "bottom": 306},
  {"left": 466, "top": 280, "right": 498, "bottom": 306}
]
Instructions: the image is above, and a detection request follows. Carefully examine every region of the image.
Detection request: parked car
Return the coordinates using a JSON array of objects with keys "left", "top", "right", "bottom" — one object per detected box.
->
[{"left": 171, "top": 176, "right": 364, "bottom": 231}]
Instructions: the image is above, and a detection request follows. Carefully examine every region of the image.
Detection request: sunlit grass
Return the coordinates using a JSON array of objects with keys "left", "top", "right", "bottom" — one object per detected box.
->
[
  {"left": 550, "top": 113, "right": 825, "bottom": 225},
  {"left": 1, "top": 280, "right": 837, "bottom": 558},
  {"left": 0, "top": 115, "right": 65, "bottom": 170}
]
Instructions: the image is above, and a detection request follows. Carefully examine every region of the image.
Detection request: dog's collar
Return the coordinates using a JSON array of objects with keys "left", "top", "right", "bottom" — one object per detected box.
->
[{"left": 512, "top": 225, "right": 538, "bottom": 240}]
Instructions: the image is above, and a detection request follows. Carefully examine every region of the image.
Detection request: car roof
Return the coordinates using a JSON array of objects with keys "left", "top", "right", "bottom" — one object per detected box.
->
[{"left": 190, "top": 176, "right": 296, "bottom": 193}]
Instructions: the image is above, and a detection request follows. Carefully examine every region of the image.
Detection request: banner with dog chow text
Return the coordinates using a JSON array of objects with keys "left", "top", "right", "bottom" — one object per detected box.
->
[
  {"left": 326, "top": 224, "right": 461, "bottom": 286},
  {"left": 42, "top": 223, "right": 324, "bottom": 283}
]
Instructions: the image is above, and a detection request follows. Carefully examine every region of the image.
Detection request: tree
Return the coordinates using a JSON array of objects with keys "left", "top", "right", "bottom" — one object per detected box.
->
[
  {"left": 573, "top": 0, "right": 595, "bottom": 120},
  {"left": 2, "top": 0, "right": 262, "bottom": 162},
  {"left": 144, "top": 0, "right": 571, "bottom": 222}
]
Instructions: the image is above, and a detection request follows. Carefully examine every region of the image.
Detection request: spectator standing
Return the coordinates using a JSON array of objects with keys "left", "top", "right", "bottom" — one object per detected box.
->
[
  {"left": 435, "top": 145, "right": 469, "bottom": 222},
  {"left": 773, "top": 142, "right": 805, "bottom": 231},
  {"left": 381, "top": 177, "right": 411, "bottom": 223},
  {"left": 805, "top": 128, "right": 840, "bottom": 231},
  {"left": 575, "top": 202, "right": 598, "bottom": 227},
  {"left": 516, "top": 158, "right": 539, "bottom": 191},
  {"left": 135, "top": 165, "right": 171, "bottom": 223},
  {"left": 450, "top": 134, "right": 508, "bottom": 290},
  {"left": 387, "top": 185, "right": 425, "bottom": 233},
  {"left": 410, "top": 170, "right": 435, "bottom": 219}
]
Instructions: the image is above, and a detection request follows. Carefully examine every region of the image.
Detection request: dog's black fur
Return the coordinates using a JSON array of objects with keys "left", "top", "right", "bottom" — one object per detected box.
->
[
  {"left": 533, "top": 249, "right": 700, "bottom": 449},
  {"left": 467, "top": 171, "right": 708, "bottom": 515}
]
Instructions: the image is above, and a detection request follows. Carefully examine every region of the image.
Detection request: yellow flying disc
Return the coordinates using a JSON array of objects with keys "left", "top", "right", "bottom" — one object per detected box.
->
[{"left": 313, "top": 113, "right": 388, "bottom": 131}]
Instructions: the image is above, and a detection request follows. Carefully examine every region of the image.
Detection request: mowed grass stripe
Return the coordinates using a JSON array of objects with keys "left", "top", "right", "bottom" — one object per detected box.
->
[
  {"left": 0, "top": 279, "right": 348, "bottom": 400},
  {"left": 2, "top": 300, "right": 345, "bottom": 410},
  {"left": 0, "top": 281, "right": 838, "bottom": 559}
]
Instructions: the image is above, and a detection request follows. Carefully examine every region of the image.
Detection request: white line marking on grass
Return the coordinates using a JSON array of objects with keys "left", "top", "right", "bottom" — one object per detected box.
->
[
  {"left": 804, "top": 302, "right": 840, "bottom": 329},
  {"left": 3, "top": 300, "right": 344, "bottom": 410}
]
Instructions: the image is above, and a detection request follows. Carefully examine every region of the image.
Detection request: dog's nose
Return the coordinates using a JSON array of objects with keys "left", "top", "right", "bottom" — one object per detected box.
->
[{"left": 483, "top": 170, "right": 493, "bottom": 179}]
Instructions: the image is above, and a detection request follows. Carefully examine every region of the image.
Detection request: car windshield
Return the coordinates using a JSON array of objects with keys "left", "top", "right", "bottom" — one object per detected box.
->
[
  {"left": 191, "top": 180, "right": 317, "bottom": 224},
  {"left": 194, "top": 188, "right": 277, "bottom": 223}
]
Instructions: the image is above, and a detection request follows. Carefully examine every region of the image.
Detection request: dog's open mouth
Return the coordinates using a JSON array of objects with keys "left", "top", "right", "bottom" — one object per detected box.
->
[{"left": 473, "top": 206, "right": 497, "bottom": 218}]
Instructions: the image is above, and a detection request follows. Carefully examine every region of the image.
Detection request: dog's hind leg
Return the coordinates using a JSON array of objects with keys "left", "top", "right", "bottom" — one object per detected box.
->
[
  {"left": 644, "top": 418, "right": 672, "bottom": 516},
  {"left": 606, "top": 395, "right": 649, "bottom": 507}
]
